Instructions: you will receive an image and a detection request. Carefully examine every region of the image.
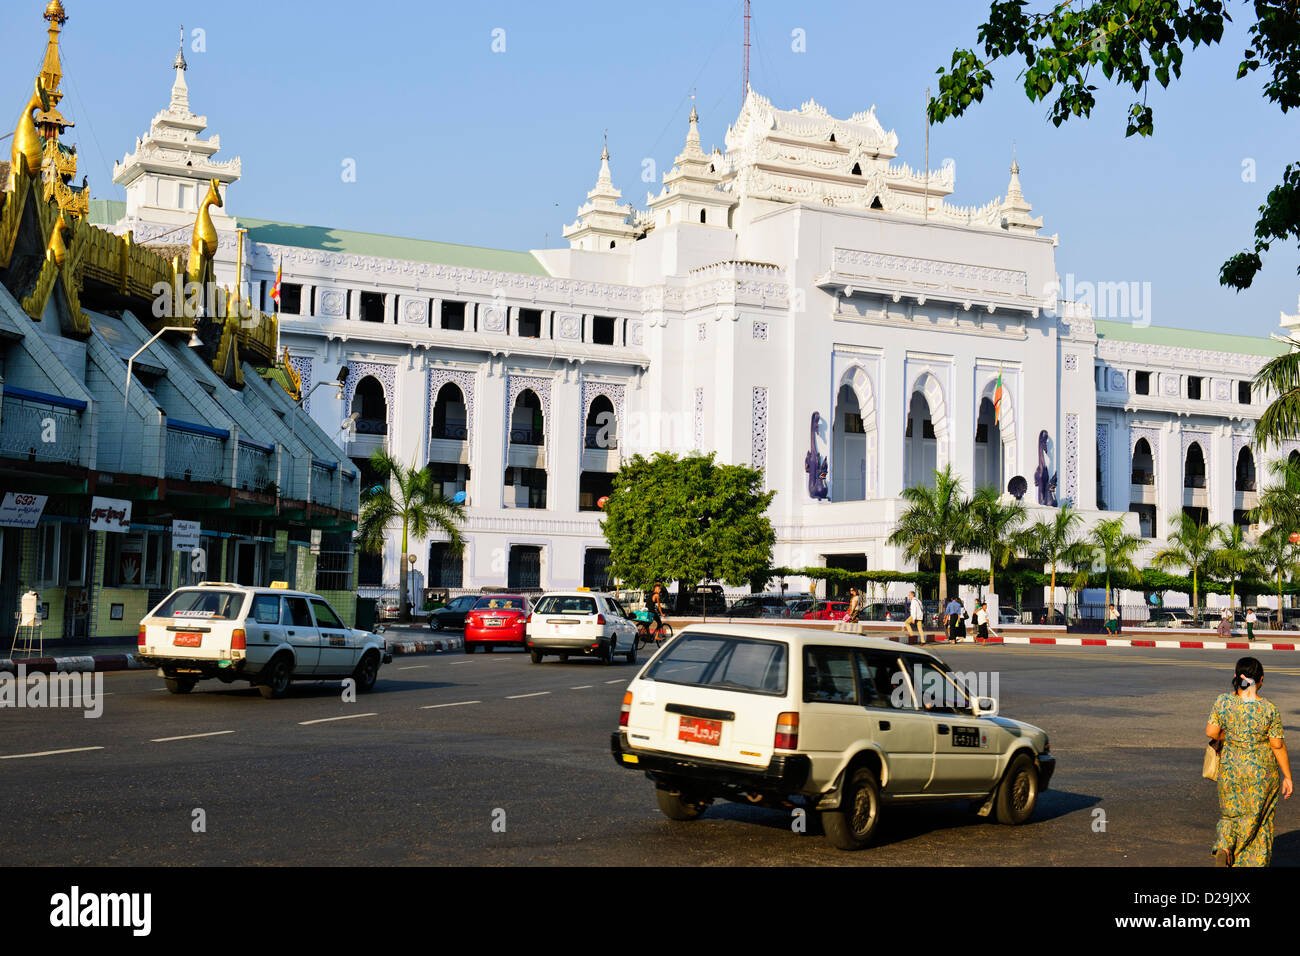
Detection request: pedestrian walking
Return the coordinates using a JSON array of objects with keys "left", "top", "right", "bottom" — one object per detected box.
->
[
  {"left": 902, "top": 590, "right": 926, "bottom": 644},
  {"left": 845, "top": 587, "right": 861, "bottom": 624},
  {"left": 1104, "top": 603, "right": 1120, "bottom": 636},
  {"left": 1206, "top": 657, "right": 1293, "bottom": 867},
  {"left": 954, "top": 600, "right": 969, "bottom": 642},
  {"left": 1217, "top": 609, "right": 1233, "bottom": 640},
  {"left": 1247, "top": 608, "right": 1257, "bottom": 642},
  {"left": 944, "top": 595, "right": 962, "bottom": 643},
  {"left": 973, "top": 600, "right": 989, "bottom": 643}
]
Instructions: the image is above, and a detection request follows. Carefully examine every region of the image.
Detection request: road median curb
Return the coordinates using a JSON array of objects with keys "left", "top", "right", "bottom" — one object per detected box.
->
[
  {"left": 384, "top": 637, "right": 464, "bottom": 655},
  {"left": 0, "top": 653, "right": 149, "bottom": 674}
]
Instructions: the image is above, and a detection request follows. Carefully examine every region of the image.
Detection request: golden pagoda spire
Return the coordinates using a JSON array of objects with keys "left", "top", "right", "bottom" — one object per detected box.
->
[{"left": 39, "top": 1, "right": 68, "bottom": 110}]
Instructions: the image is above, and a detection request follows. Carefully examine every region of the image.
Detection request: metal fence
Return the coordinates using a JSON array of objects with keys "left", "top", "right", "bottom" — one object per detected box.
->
[
  {"left": 237, "top": 440, "right": 274, "bottom": 492},
  {"left": 165, "top": 423, "right": 225, "bottom": 484},
  {"left": 310, "top": 461, "right": 335, "bottom": 506},
  {"left": 315, "top": 550, "right": 352, "bottom": 592},
  {"left": 0, "top": 390, "right": 83, "bottom": 464}
]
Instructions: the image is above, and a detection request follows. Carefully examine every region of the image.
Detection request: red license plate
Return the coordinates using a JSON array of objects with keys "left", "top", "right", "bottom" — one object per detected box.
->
[
  {"left": 678, "top": 716, "right": 722, "bottom": 746},
  {"left": 173, "top": 632, "right": 202, "bottom": 647}
]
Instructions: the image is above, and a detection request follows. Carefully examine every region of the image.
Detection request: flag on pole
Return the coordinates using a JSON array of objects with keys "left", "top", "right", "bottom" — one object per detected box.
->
[
  {"left": 993, "top": 366, "right": 1004, "bottom": 425},
  {"left": 270, "top": 255, "right": 282, "bottom": 308}
]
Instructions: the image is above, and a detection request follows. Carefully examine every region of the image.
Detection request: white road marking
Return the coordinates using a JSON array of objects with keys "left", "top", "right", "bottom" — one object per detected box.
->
[
  {"left": 421, "top": 700, "right": 481, "bottom": 709},
  {"left": 151, "top": 730, "right": 236, "bottom": 743},
  {"left": 398, "top": 665, "right": 429, "bottom": 670},
  {"left": 0, "top": 746, "right": 104, "bottom": 760},
  {"left": 604, "top": 679, "right": 626, "bottom": 685},
  {"left": 506, "top": 691, "right": 550, "bottom": 699},
  {"left": 570, "top": 685, "right": 593, "bottom": 690},
  {"left": 298, "top": 713, "right": 378, "bottom": 725},
  {"left": 449, "top": 661, "right": 472, "bottom": 666}
]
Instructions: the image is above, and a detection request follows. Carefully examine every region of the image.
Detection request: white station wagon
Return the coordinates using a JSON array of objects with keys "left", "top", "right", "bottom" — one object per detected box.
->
[
  {"left": 137, "top": 583, "right": 391, "bottom": 698},
  {"left": 611, "top": 625, "right": 1055, "bottom": 850},
  {"left": 525, "top": 590, "right": 639, "bottom": 664}
]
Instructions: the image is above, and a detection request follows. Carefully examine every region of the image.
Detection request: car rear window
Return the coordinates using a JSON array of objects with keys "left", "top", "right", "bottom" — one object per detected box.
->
[
  {"left": 534, "top": 596, "right": 597, "bottom": 614},
  {"left": 154, "top": 589, "right": 244, "bottom": 620},
  {"left": 475, "top": 597, "right": 524, "bottom": 610},
  {"left": 645, "top": 633, "right": 787, "bottom": 696}
]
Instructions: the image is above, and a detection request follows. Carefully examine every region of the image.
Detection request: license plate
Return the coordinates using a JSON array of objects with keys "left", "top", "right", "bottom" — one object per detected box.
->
[
  {"left": 548, "top": 618, "right": 577, "bottom": 626},
  {"left": 485, "top": 618, "right": 503, "bottom": 627},
  {"left": 678, "top": 716, "right": 722, "bottom": 746},
  {"left": 173, "top": 632, "right": 202, "bottom": 647}
]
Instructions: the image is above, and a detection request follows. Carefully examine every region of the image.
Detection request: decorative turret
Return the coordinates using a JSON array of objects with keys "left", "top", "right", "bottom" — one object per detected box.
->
[
  {"left": 112, "top": 29, "right": 240, "bottom": 229},
  {"left": 646, "top": 98, "right": 731, "bottom": 231},
  {"left": 998, "top": 154, "right": 1043, "bottom": 234},
  {"left": 561, "top": 136, "right": 638, "bottom": 251},
  {"left": 26, "top": 0, "right": 88, "bottom": 218}
]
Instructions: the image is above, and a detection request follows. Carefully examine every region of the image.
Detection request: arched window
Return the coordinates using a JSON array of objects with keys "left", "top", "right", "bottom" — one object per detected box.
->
[
  {"left": 699, "top": 209, "right": 707, "bottom": 224},
  {"left": 510, "top": 389, "right": 544, "bottom": 446},
  {"left": 1184, "top": 442, "right": 1206, "bottom": 489},
  {"left": 1132, "top": 439, "right": 1154, "bottom": 485},
  {"left": 431, "top": 382, "right": 466, "bottom": 442},
  {"left": 974, "top": 397, "right": 1002, "bottom": 491},
  {"left": 851, "top": 162, "right": 862, "bottom": 176},
  {"left": 352, "top": 376, "right": 388, "bottom": 435},
  {"left": 904, "top": 391, "right": 937, "bottom": 489},
  {"left": 585, "top": 395, "right": 617, "bottom": 449},
  {"left": 832, "top": 384, "right": 867, "bottom": 501},
  {"left": 1236, "top": 447, "right": 1256, "bottom": 492}
]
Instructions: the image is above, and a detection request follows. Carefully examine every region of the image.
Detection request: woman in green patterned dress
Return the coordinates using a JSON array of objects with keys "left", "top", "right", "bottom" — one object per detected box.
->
[{"left": 1205, "top": 657, "right": 1293, "bottom": 866}]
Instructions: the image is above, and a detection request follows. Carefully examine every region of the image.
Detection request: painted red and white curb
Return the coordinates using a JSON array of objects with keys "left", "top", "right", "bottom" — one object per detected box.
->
[
  {"left": 385, "top": 637, "right": 463, "bottom": 655},
  {"left": 981, "top": 635, "right": 1297, "bottom": 651},
  {"left": 0, "top": 654, "right": 148, "bottom": 675}
]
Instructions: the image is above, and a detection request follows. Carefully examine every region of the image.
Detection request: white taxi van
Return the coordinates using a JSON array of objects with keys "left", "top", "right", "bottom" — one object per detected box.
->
[
  {"left": 611, "top": 624, "right": 1055, "bottom": 850},
  {"left": 137, "top": 582, "right": 391, "bottom": 698},
  {"left": 525, "top": 590, "right": 639, "bottom": 664}
]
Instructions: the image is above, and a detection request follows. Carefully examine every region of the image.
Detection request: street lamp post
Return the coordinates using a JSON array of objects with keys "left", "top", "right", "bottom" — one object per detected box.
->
[
  {"left": 288, "top": 365, "right": 349, "bottom": 446},
  {"left": 124, "top": 326, "right": 202, "bottom": 410}
]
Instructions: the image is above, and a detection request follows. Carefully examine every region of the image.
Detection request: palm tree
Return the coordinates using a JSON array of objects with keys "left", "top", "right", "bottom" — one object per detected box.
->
[
  {"left": 1152, "top": 512, "right": 1221, "bottom": 622},
  {"left": 1088, "top": 516, "right": 1143, "bottom": 608},
  {"left": 1212, "top": 523, "right": 1254, "bottom": 611},
  {"left": 1255, "top": 455, "right": 1300, "bottom": 533},
  {"left": 358, "top": 450, "right": 467, "bottom": 623},
  {"left": 1252, "top": 344, "right": 1300, "bottom": 450},
  {"left": 1251, "top": 527, "right": 1300, "bottom": 629},
  {"left": 888, "top": 465, "right": 970, "bottom": 604},
  {"left": 966, "top": 487, "right": 1026, "bottom": 597},
  {"left": 1020, "top": 505, "right": 1084, "bottom": 622}
]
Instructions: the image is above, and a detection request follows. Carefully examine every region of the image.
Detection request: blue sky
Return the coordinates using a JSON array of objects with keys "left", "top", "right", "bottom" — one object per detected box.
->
[{"left": 3, "top": 0, "right": 1295, "bottom": 337}]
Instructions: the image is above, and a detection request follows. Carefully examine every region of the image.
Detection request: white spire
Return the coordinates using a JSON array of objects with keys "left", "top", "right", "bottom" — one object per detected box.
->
[
  {"left": 169, "top": 25, "right": 191, "bottom": 114},
  {"left": 999, "top": 149, "right": 1042, "bottom": 234}
]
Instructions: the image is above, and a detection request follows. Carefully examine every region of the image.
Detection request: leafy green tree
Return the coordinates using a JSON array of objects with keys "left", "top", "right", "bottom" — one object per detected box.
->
[
  {"left": 966, "top": 486, "right": 1026, "bottom": 595},
  {"left": 1251, "top": 527, "right": 1300, "bottom": 629},
  {"left": 601, "top": 453, "right": 775, "bottom": 597},
  {"left": 1254, "top": 455, "right": 1300, "bottom": 527},
  {"left": 930, "top": 1, "right": 1300, "bottom": 293},
  {"left": 358, "top": 451, "right": 466, "bottom": 623},
  {"left": 1212, "top": 522, "right": 1254, "bottom": 610},
  {"left": 887, "top": 464, "right": 971, "bottom": 603},
  {"left": 1020, "top": 505, "right": 1084, "bottom": 622},
  {"left": 1152, "top": 512, "right": 1222, "bottom": 621},
  {"left": 1088, "top": 516, "right": 1143, "bottom": 607}
]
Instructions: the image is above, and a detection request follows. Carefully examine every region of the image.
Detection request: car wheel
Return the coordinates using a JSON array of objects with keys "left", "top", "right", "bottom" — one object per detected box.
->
[
  {"left": 654, "top": 787, "right": 711, "bottom": 821},
  {"left": 559, "top": 653, "right": 569, "bottom": 662},
  {"left": 258, "top": 654, "right": 293, "bottom": 700},
  {"left": 822, "top": 766, "right": 882, "bottom": 850},
  {"left": 625, "top": 638, "right": 637, "bottom": 665},
  {"left": 529, "top": 649, "right": 543, "bottom": 664},
  {"left": 464, "top": 642, "right": 475, "bottom": 654},
  {"left": 602, "top": 639, "right": 616, "bottom": 665},
  {"left": 994, "top": 753, "right": 1039, "bottom": 825},
  {"left": 431, "top": 619, "right": 443, "bottom": 632},
  {"left": 485, "top": 644, "right": 495, "bottom": 654},
  {"left": 164, "top": 677, "right": 196, "bottom": 695},
  {"left": 352, "top": 652, "right": 380, "bottom": 693}
]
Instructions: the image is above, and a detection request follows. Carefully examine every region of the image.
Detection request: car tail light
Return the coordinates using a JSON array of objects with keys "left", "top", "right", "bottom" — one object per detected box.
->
[
  {"left": 525, "top": 613, "right": 532, "bottom": 625},
  {"left": 619, "top": 691, "right": 632, "bottom": 727},
  {"left": 774, "top": 712, "right": 799, "bottom": 750},
  {"left": 596, "top": 614, "right": 606, "bottom": 625},
  {"left": 231, "top": 628, "right": 246, "bottom": 650},
  {"left": 138, "top": 626, "right": 146, "bottom": 647}
]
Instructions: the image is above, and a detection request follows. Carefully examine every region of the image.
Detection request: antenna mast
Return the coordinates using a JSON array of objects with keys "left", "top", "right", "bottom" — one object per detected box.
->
[{"left": 742, "top": 0, "right": 751, "bottom": 106}]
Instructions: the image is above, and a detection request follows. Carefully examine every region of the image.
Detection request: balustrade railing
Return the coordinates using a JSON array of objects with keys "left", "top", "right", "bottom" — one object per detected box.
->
[
  {"left": 166, "top": 420, "right": 227, "bottom": 485},
  {"left": 237, "top": 440, "right": 275, "bottom": 492},
  {"left": 0, "top": 387, "right": 84, "bottom": 465}
]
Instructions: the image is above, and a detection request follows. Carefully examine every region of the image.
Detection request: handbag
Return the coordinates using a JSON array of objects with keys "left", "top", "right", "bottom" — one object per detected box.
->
[{"left": 1203, "top": 741, "right": 1221, "bottom": 781}]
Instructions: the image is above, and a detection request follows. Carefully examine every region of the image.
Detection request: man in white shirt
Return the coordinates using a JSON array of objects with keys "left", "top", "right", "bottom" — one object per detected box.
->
[{"left": 903, "top": 590, "right": 926, "bottom": 644}]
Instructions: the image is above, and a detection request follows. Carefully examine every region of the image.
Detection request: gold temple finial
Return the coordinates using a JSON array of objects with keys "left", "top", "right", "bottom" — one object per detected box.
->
[
  {"left": 185, "top": 178, "right": 223, "bottom": 287},
  {"left": 40, "top": 1, "right": 68, "bottom": 100},
  {"left": 10, "top": 78, "right": 48, "bottom": 187}
]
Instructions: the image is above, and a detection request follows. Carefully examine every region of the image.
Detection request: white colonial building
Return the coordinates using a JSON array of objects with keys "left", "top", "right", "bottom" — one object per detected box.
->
[{"left": 91, "top": 48, "right": 1297, "bottom": 604}]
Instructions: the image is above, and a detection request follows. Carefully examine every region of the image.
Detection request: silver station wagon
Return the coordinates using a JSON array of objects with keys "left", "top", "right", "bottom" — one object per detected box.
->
[{"left": 611, "top": 625, "right": 1055, "bottom": 850}]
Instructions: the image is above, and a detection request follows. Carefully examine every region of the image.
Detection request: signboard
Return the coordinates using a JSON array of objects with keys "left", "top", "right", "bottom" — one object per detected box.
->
[
  {"left": 89, "top": 497, "right": 131, "bottom": 534},
  {"left": 172, "top": 520, "right": 201, "bottom": 551},
  {"left": 0, "top": 493, "right": 47, "bottom": 529}
]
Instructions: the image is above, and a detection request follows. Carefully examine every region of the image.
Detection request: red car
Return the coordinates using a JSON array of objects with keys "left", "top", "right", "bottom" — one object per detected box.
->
[
  {"left": 464, "top": 595, "right": 532, "bottom": 653},
  {"left": 803, "top": 601, "right": 849, "bottom": 621}
]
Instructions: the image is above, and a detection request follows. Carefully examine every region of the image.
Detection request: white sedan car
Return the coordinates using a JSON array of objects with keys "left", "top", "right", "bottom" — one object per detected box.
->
[{"left": 525, "top": 591, "right": 639, "bottom": 664}]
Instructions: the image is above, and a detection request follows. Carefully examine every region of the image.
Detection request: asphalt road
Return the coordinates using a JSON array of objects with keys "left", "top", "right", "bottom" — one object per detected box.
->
[{"left": 2, "top": 640, "right": 1298, "bottom": 866}]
